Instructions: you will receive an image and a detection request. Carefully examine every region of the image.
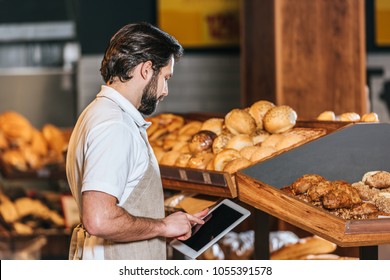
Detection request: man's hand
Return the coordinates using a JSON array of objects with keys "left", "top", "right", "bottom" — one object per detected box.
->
[{"left": 163, "top": 208, "right": 210, "bottom": 241}]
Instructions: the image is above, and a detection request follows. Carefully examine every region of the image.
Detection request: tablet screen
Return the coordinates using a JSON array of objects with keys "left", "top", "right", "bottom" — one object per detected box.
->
[{"left": 181, "top": 203, "right": 244, "bottom": 251}]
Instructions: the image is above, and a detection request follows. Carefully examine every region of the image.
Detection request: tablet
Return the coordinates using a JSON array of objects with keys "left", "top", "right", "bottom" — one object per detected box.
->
[{"left": 170, "top": 199, "right": 251, "bottom": 259}]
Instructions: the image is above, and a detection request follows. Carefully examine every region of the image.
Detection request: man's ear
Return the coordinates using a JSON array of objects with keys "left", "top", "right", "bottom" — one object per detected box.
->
[{"left": 140, "top": 61, "right": 153, "bottom": 80}]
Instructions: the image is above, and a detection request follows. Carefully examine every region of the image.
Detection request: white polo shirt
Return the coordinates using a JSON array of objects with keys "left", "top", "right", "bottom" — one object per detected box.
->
[{"left": 66, "top": 85, "right": 155, "bottom": 259}]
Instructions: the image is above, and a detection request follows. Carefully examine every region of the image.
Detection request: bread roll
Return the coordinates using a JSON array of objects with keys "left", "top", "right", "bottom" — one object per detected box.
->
[
  {"left": 362, "top": 171, "right": 390, "bottom": 189},
  {"left": 270, "top": 235, "right": 337, "bottom": 260},
  {"left": 42, "top": 124, "right": 67, "bottom": 156},
  {"left": 0, "top": 130, "right": 8, "bottom": 150},
  {"left": 361, "top": 112, "right": 379, "bottom": 122},
  {"left": 1, "top": 150, "right": 28, "bottom": 171},
  {"left": 163, "top": 139, "right": 178, "bottom": 151},
  {"left": 200, "top": 118, "right": 224, "bottom": 135},
  {"left": 248, "top": 100, "right": 275, "bottom": 129},
  {"left": 263, "top": 105, "right": 297, "bottom": 134},
  {"left": 171, "top": 141, "right": 188, "bottom": 152},
  {"left": 0, "top": 111, "right": 34, "bottom": 144},
  {"left": 160, "top": 150, "right": 181, "bottom": 166},
  {"left": 189, "top": 130, "right": 217, "bottom": 154},
  {"left": 148, "top": 128, "right": 168, "bottom": 141},
  {"left": 146, "top": 118, "right": 159, "bottom": 136},
  {"left": 165, "top": 115, "right": 184, "bottom": 132},
  {"left": 223, "top": 158, "right": 251, "bottom": 174},
  {"left": 175, "top": 153, "right": 192, "bottom": 167},
  {"left": 179, "top": 143, "right": 190, "bottom": 154},
  {"left": 187, "top": 152, "right": 214, "bottom": 170},
  {"left": 30, "top": 129, "right": 48, "bottom": 157},
  {"left": 213, "top": 149, "right": 241, "bottom": 171},
  {"left": 21, "top": 146, "right": 43, "bottom": 169},
  {"left": 225, "top": 109, "right": 256, "bottom": 135},
  {"left": 251, "top": 129, "right": 270, "bottom": 145},
  {"left": 250, "top": 146, "right": 276, "bottom": 162},
  {"left": 240, "top": 145, "right": 259, "bottom": 160},
  {"left": 317, "top": 111, "right": 336, "bottom": 121},
  {"left": 212, "top": 133, "right": 233, "bottom": 154},
  {"left": 339, "top": 112, "right": 360, "bottom": 122},
  {"left": 178, "top": 121, "right": 203, "bottom": 136},
  {"left": 225, "top": 134, "right": 254, "bottom": 151},
  {"left": 275, "top": 133, "right": 305, "bottom": 151},
  {"left": 261, "top": 133, "right": 285, "bottom": 148},
  {"left": 152, "top": 146, "right": 165, "bottom": 163}
]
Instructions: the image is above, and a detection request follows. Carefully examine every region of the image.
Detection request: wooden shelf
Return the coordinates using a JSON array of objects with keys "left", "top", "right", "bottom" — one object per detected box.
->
[{"left": 237, "top": 123, "right": 390, "bottom": 247}]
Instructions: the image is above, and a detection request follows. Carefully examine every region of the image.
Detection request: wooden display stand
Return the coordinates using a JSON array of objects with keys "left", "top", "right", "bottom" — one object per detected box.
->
[
  {"left": 240, "top": 0, "right": 367, "bottom": 118},
  {"left": 238, "top": 123, "right": 390, "bottom": 260}
]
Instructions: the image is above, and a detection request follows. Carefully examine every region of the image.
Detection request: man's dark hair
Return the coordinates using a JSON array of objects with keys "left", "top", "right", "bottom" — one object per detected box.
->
[{"left": 100, "top": 22, "right": 184, "bottom": 83}]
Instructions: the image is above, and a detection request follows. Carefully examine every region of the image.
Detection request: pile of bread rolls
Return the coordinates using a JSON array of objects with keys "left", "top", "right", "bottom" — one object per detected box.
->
[
  {"left": 0, "top": 111, "right": 69, "bottom": 172},
  {"left": 0, "top": 191, "right": 65, "bottom": 235},
  {"left": 147, "top": 101, "right": 323, "bottom": 174},
  {"left": 317, "top": 111, "right": 380, "bottom": 122},
  {"left": 282, "top": 171, "right": 390, "bottom": 220}
]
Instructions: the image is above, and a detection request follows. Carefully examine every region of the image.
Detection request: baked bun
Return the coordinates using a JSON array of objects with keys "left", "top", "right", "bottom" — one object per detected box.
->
[
  {"left": 270, "top": 235, "right": 336, "bottom": 260},
  {"left": 30, "top": 129, "right": 48, "bottom": 157},
  {"left": 317, "top": 111, "right": 336, "bottom": 121},
  {"left": 362, "top": 171, "right": 390, "bottom": 189},
  {"left": 21, "top": 146, "right": 43, "bottom": 169},
  {"left": 339, "top": 112, "right": 360, "bottom": 122},
  {"left": 251, "top": 129, "right": 270, "bottom": 145},
  {"left": 263, "top": 105, "right": 297, "bottom": 134},
  {"left": 189, "top": 130, "right": 217, "bottom": 154},
  {"left": 42, "top": 124, "right": 67, "bottom": 157},
  {"left": 1, "top": 150, "right": 28, "bottom": 171},
  {"left": 200, "top": 118, "right": 224, "bottom": 135},
  {"left": 361, "top": 112, "right": 379, "bottom": 122},
  {"left": 290, "top": 174, "right": 326, "bottom": 195},
  {"left": 275, "top": 133, "right": 305, "bottom": 151},
  {"left": 187, "top": 152, "right": 214, "bottom": 170},
  {"left": 0, "top": 130, "right": 8, "bottom": 150},
  {"left": 213, "top": 149, "right": 241, "bottom": 171},
  {"left": 0, "top": 111, "right": 34, "bottom": 144},
  {"left": 250, "top": 146, "right": 276, "bottom": 162},
  {"left": 225, "top": 134, "right": 253, "bottom": 151},
  {"left": 175, "top": 153, "right": 192, "bottom": 167},
  {"left": 248, "top": 100, "right": 275, "bottom": 129},
  {"left": 178, "top": 121, "right": 203, "bottom": 136},
  {"left": 212, "top": 133, "right": 233, "bottom": 154},
  {"left": 261, "top": 133, "right": 285, "bottom": 148},
  {"left": 146, "top": 118, "right": 159, "bottom": 136},
  {"left": 148, "top": 128, "right": 168, "bottom": 141},
  {"left": 240, "top": 145, "right": 259, "bottom": 160},
  {"left": 171, "top": 141, "right": 188, "bottom": 152},
  {"left": 223, "top": 158, "right": 251, "bottom": 174},
  {"left": 160, "top": 150, "right": 181, "bottom": 166},
  {"left": 225, "top": 109, "right": 256, "bottom": 135},
  {"left": 152, "top": 146, "right": 165, "bottom": 163}
]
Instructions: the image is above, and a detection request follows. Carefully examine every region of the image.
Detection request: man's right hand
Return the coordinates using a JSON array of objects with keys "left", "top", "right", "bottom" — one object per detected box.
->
[{"left": 162, "top": 209, "right": 208, "bottom": 240}]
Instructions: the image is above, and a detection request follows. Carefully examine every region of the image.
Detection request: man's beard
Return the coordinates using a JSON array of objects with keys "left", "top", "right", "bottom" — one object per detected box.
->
[{"left": 138, "top": 73, "right": 162, "bottom": 116}]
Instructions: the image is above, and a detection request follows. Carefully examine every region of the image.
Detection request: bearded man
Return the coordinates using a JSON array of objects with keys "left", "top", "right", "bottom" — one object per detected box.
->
[{"left": 66, "top": 22, "right": 207, "bottom": 260}]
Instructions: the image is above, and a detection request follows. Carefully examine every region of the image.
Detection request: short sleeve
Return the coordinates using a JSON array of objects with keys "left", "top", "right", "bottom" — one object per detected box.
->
[{"left": 81, "top": 122, "right": 135, "bottom": 201}]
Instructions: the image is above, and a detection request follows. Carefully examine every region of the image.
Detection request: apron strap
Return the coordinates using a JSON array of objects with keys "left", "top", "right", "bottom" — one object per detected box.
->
[{"left": 69, "top": 224, "right": 87, "bottom": 260}]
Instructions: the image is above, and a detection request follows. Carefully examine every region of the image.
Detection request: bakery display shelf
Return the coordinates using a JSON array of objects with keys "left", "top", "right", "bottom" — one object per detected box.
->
[
  {"left": 161, "top": 165, "right": 237, "bottom": 198},
  {"left": 0, "top": 161, "right": 67, "bottom": 180},
  {"left": 237, "top": 122, "right": 390, "bottom": 247},
  {"left": 161, "top": 119, "right": 346, "bottom": 198},
  {"left": 0, "top": 229, "right": 71, "bottom": 260}
]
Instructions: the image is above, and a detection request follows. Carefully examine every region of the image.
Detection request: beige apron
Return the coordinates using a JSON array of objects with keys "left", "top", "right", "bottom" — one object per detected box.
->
[{"left": 69, "top": 132, "right": 166, "bottom": 260}]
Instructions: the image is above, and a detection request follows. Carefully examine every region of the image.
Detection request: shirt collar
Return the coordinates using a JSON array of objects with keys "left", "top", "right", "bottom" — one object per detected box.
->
[{"left": 96, "top": 85, "right": 150, "bottom": 129}]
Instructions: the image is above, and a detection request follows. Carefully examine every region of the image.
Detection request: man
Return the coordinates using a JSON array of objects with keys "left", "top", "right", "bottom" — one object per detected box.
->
[{"left": 66, "top": 22, "right": 208, "bottom": 260}]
